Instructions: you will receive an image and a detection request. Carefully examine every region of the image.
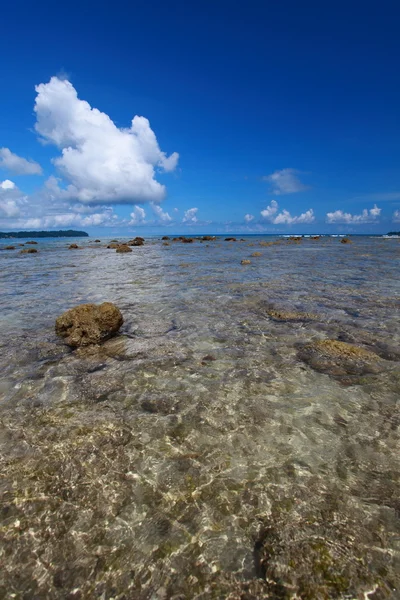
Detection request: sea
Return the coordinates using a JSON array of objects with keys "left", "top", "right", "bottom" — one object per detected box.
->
[{"left": 0, "top": 234, "right": 399, "bottom": 599}]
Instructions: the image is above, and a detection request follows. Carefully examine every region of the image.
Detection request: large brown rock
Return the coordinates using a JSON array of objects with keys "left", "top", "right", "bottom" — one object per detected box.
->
[
  {"left": 116, "top": 244, "right": 132, "bottom": 253},
  {"left": 55, "top": 302, "right": 123, "bottom": 347},
  {"left": 20, "top": 248, "right": 38, "bottom": 254}
]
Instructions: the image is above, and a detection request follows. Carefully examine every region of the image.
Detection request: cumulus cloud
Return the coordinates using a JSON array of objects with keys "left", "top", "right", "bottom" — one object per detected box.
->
[
  {"left": 260, "top": 199, "right": 278, "bottom": 219},
  {"left": 0, "top": 177, "right": 117, "bottom": 230},
  {"left": 0, "top": 148, "right": 42, "bottom": 175},
  {"left": 326, "top": 205, "right": 381, "bottom": 224},
  {"left": 34, "top": 76, "right": 179, "bottom": 205},
  {"left": 260, "top": 200, "right": 314, "bottom": 225},
  {"left": 1, "top": 179, "right": 16, "bottom": 190},
  {"left": 182, "top": 207, "right": 198, "bottom": 223},
  {"left": 263, "top": 168, "right": 309, "bottom": 195},
  {"left": 151, "top": 203, "right": 172, "bottom": 222},
  {"left": 129, "top": 206, "right": 146, "bottom": 225},
  {"left": 244, "top": 213, "right": 254, "bottom": 222},
  {"left": 393, "top": 210, "right": 400, "bottom": 222}
]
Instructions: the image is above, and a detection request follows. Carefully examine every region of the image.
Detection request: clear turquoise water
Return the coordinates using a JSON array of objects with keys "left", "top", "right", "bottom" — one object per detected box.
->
[{"left": 0, "top": 235, "right": 399, "bottom": 598}]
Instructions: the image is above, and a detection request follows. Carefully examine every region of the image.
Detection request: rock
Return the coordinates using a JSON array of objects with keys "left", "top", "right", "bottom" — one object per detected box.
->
[
  {"left": 341, "top": 238, "right": 352, "bottom": 244},
  {"left": 116, "top": 244, "right": 132, "bottom": 253},
  {"left": 26, "top": 241, "right": 38, "bottom": 244},
  {"left": 297, "top": 339, "right": 382, "bottom": 381},
  {"left": 69, "top": 244, "right": 79, "bottom": 249},
  {"left": 135, "top": 236, "right": 145, "bottom": 242},
  {"left": 162, "top": 236, "right": 170, "bottom": 240},
  {"left": 266, "top": 308, "right": 317, "bottom": 322},
  {"left": 20, "top": 248, "right": 38, "bottom": 254},
  {"left": 5, "top": 245, "right": 15, "bottom": 250},
  {"left": 202, "top": 235, "right": 216, "bottom": 241},
  {"left": 94, "top": 239, "right": 101, "bottom": 242},
  {"left": 107, "top": 243, "right": 120, "bottom": 249},
  {"left": 251, "top": 251, "right": 262, "bottom": 257},
  {"left": 129, "top": 238, "right": 144, "bottom": 246},
  {"left": 55, "top": 302, "right": 123, "bottom": 347},
  {"left": 162, "top": 242, "right": 170, "bottom": 246},
  {"left": 225, "top": 237, "right": 237, "bottom": 241},
  {"left": 182, "top": 237, "right": 194, "bottom": 243},
  {"left": 110, "top": 239, "right": 119, "bottom": 243},
  {"left": 241, "top": 259, "right": 251, "bottom": 265},
  {"left": 310, "top": 235, "right": 321, "bottom": 240}
]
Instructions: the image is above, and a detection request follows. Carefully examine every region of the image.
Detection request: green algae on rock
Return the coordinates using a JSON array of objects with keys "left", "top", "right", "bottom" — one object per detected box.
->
[{"left": 55, "top": 302, "right": 123, "bottom": 347}]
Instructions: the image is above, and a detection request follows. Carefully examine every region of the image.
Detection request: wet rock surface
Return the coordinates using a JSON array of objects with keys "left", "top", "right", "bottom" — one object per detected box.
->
[
  {"left": 55, "top": 302, "right": 123, "bottom": 347},
  {"left": 297, "top": 339, "right": 383, "bottom": 381},
  {"left": 116, "top": 244, "right": 132, "bottom": 253}
]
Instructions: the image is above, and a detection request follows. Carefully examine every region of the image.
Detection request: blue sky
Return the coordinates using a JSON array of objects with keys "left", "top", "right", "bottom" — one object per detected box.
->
[{"left": 1, "top": 0, "right": 400, "bottom": 234}]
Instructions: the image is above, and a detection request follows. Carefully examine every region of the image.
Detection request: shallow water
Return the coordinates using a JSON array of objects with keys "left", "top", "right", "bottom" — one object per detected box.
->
[{"left": 0, "top": 236, "right": 399, "bottom": 599}]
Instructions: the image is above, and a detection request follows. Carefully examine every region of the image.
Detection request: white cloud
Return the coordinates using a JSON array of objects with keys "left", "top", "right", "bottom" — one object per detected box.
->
[
  {"left": 392, "top": 210, "right": 400, "bottom": 222},
  {"left": 34, "top": 76, "right": 179, "bottom": 205},
  {"left": 129, "top": 206, "right": 146, "bottom": 225},
  {"left": 244, "top": 213, "right": 254, "bottom": 222},
  {"left": 326, "top": 205, "right": 381, "bottom": 224},
  {"left": 1, "top": 179, "right": 16, "bottom": 190},
  {"left": 273, "top": 208, "right": 314, "bottom": 224},
  {"left": 263, "top": 168, "right": 308, "bottom": 195},
  {"left": 183, "top": 207, "right": 198, "bottom": 223},
  {"left": 151, "top": 203, "right": 172, "bottom": 222},
  {"left": 260, "top": 199, "right": 278, "bottom": 219},
  {"left": 0, "top": 148, "right": 42, "bottom": 175},
  {"left": 260, "top": 200, "right": 314, "bottom": 225}
]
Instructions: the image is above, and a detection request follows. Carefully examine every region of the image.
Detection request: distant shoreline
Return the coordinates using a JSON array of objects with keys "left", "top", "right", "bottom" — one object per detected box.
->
[{"left": 0, "top": 230, "right": 89, "bottom": 239}]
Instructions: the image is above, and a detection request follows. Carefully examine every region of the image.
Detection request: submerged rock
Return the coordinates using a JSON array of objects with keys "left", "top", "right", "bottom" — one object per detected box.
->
[
  {"left": 116, "top": 244, "right": 132, "bottom": 253},
  {"left": 267, "top": 308, "right": 318, "bottom": 322},
  {"left": 55, "top": 302, "right": 123, "bottom": 347},
  {"left": 20, "top": 248, "right": 38, "bottom": 254},
  {"left": 69, "top": 244, "right": 79, "bottom": 249},
  {"left": 4, "top": 245, "right": 15, "bottom": 250},
  {"left": 225, "top": 237, "right": 237, "bottom": 241},
  {"left": 26, "top": 241, "right": 38, "bottom": 245},
  {"left": 251, "top": 251, "right": 262, "bottom": 257},
  {"left": 297, "top": 339, "right": 382, "bottom": 380},
  {"left": 341, "top": 237, "right": 352, "bottom": 244},
  {"left": 241, "top": 259, "right": 251, "bottom": 265}
]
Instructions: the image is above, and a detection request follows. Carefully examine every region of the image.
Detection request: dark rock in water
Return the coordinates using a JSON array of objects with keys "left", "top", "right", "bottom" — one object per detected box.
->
[
  {"left": 162, "top": 236, "right": 170, "bottom": 240},
  {"left": 20, "top": 248, "right": 38, "bottom": 254},
  {"left": 116, "top": 244, "right": 132, "bottom": 253},
  {"left": 341, "top": 238, "right": 352, "bottom": 244},
  {"left": 297, "top": 339, "right": 382, "bottom": 381},
  {"left": 94, "top": 239, "right": 101, "bottom": 242},
  {"left": 135, "top": 236, "right": 144, "bottom": 242},
  {"left": 26, "top": 241, "right": 38, "bottom": 244},
  {"left": 69, "top": 243, "right": 79, "bottom": 249},
  {"left": 225, "top": 237, "right": 237, "bottom": 241},
  {"left": 110, "top": 239, "right": 119, "bottom": 243},
  {"left": 4, "top": 245, "right": 15, "bottom": 250},
  {"left": 129, "top": 238, "right": 144, "bottom": 246},
  {"left": 182, "top": 237, "right": 194, "bottom": 243},
  {"left": 55, "top": 302, "right": 123, "bottom": 347},
  {"left": 202, "top": 235, "right": 216, "bottom": 241}
]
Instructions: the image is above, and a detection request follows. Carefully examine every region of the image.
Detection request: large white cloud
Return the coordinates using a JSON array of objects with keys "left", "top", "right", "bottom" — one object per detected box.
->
[
  {"left": 326, "top": 205, "right": 381, "bottom": 224},
  {"left": 0, "top": 148, "right": 42, "bottom": 175},
  {"left": 260, "top": 200, "right": 314, "bottom": 224},
  {"left": 129, "top": 206, "right": 146, "bottom": 225},
  {"left": 34, "top": 77, "right": 179, "bottom": 205},
  {"left": 263, "top": 168, "right": 308, "bottom": 195}
]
